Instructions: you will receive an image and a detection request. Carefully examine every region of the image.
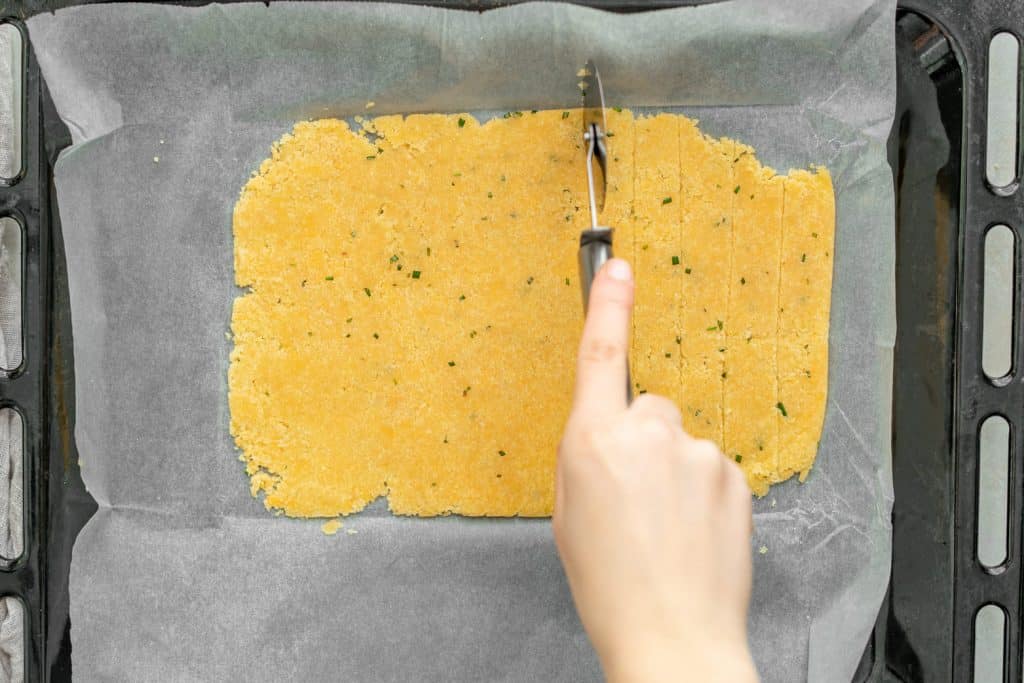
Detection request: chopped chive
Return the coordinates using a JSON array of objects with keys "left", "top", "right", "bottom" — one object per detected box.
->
[
  {"left": 530, "top": 109, "right": 538, "bottom": 114},
  {"left": 562, "top": 111, "right": 570, "bottom": 119},
  {"left": 366, "top": 155, "right": 376, "bottom": 160},
  {"left": 734, "top": 454, "right": 743, "bottom": 463},
  {"left": 373, "top": 332, "right": 379, "bottom": 339},
  {"left": 565, "top": 277, "right": 571, "bottom": 286},
  {"left": 363, "top": 287, "right": 371, "bottom": 297},
  {"left": 662, "top": 197, "right": 673, "bottom": 205},
  {"left": 412, "top": 270, "right": 421, "bottom": 279},
  {"left": 684, "top": 267, "right": 692, "bottom": 274},
  {"left": 776, "top": 402, "right": 788, "bottom": 417},
  {"left": 801, "top": 253, "right": 807, "bottom": 262},
  {"left": 613, "top": 106, "right": 622, "bottom": 112},
  {"left": 458, "top": 117, "right": 466, "bottom": 128},
  {"left": 459, "top": 294, "right": 466, "bottom": 301},
  {"left": 325, "top": 275, "right": 334, "bottom": 281},
  {"left": 346, "top": 317, "right": 353, "bottom": 323},
  {"left": 717, "top": 320, "right": 724, "bottom": 331},
  {"left": 675, "top": 335, "right": 682, "bottom": 344},
  {"left": 397, "top": 264, "right": 403, "bottom": 271},
  {"left": 463, "top": 386, "right": 471, "bottom": 396},
  {"left": 469, "top": 330, "right": 477, "bottom": 338},
  {"left": 389, "top": 254, "right": 400, "bottom": 263},
  {"left": 671, "top": 255, "right": 680, "bottom": 266},
  {"left": 812, "top": 232, "right": 818, "bottom": 238},
  {"left": 487, "top": 191, "right": 493, "bottom": 198},
  {"left": 448, "top": 361, "right": 456, "bottom": 367},
  {"left": 526, "top": 276, "right": 534, "bottom": 285},
  {"left": 664, "top": 352, "right": 672, "bottom": 358},
  {"left": 733, "top": 185, "right": 741, "bottom": 194},
  {"left": 706, "top": 325, "right": 717, "bottom": 331},
  {"left": 740, "top": 277, "right": 746, "bottom": 285},
  {"left": 498, "top": 450, "right": 506, "bottom": 456},
  {"left": 606, "top": 131, "right": 615, "bottom": 137},
  {"left": 426, "top": 247, "right": 431, "bottom": 256}
]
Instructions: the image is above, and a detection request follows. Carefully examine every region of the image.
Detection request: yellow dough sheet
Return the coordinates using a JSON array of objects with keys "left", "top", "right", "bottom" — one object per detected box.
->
[{"left": 229, "top": 109, "right": 835, "bottom": 516}]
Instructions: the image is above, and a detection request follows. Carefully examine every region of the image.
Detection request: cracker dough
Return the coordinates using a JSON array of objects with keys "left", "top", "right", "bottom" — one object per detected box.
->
[{"left": 229, "top": 109, "right": 834, "bottom": 516}]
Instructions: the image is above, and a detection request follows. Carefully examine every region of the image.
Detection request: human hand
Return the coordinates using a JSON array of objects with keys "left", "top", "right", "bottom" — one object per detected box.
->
[{"left": 554, "top": 258, "right": 758, "bottom": 683}]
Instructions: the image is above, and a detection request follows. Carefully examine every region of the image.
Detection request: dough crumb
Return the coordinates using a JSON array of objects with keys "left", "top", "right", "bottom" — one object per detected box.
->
[
  {"left": 759, "top": 545, "right": 769, "bottom": 555},
  {"left": 345, "top": 528, "right": 358, "bottom": 535},
  {"left": 321, "top": 519, "right": 343, "bottom": 535},
  {"left": 365, "top": 101, "right": 376, "bottom": 109}
]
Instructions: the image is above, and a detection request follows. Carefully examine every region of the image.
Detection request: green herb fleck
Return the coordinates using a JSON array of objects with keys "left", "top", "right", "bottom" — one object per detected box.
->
[
  {"left": 373, "top": 332, "right": 379, "bottom": 339},
  {"left": 565, "top": 277, "right": 571, "bottom": 286},
  {"left": 662, "top": 197, "right": 673, "bottom": 205},
  {"left": 664, "top": 352, "right": 672, "bottom": 358},
  {"left": 740, "top": 277, "right": 746, "bottom": 285},
  {"left": 469, "top": 330, "right": 477, "bottom": 338},
  {"left": 531, "top": 109, "right": 538, "bottom": 114},
  {"left": 776, "top": 402, "right": 788, "bottom": 417},
  {"left": 671, "top": 255, "right": 680, "bottom": 266},
  {"left": 734, "top": 454, "right": 743, "bottom": 463},
  {"left": 675, "top": 335, "right": 682, "bottom": 344},
  {"left": 389, "top": 254, "right": 400, "bottom": 263},
  {"left": 717, "top": 320, "right": 724, "bottom": 331},
  {"left": 812, "top": 232, "right": 818, "bottom": 238},
  {"left": 706, "top": 325, "right": 718, "bottom": 332},
  {"left": 498, "top": 450, "right": 506, "bottom": 456},
  {"left": 487, "top": 191, "right": 493, "bottom": 198},
  {"left": 801, "top": 253, "right": 807, "bottom": 262},
  {"left": 366, "top": 155, "right": 376, "bottom": 160},
  {"left": 463, "top": 386, "right": 472, "bottom": 396},
  {"left": 411, "top": 270, "right": 422, "bottom": 279},
  {"left": 448, "top": 361, "right": 456, "bottom": 367},
  {"left": 606, "top": 131, "right": 615, "bottom": 137},
  {"left": 459, "top": 294, "right": 466, "bottom": 301},
  {"left": 733, "top": 185, "right": 741, "bottom": 194},
  {"left": 458, "top": 117, "right": 466, "bottom": 128},
  {"left": 526, "top": 276, "right": 534, "bottom": 285},
  {"left": 325, "top": 275, "right": 334, "bottom": 281},
  {"left": 684, "top": 267, "right": 692, "bottom": 274},
  {"left": 346, "top": 317, "right": 353, "bottom": 323},
  {"left": 363, "top": 287, "right": 372, "bottom": 297},
  {"left": 562, "top": 111, "right": 570, "bottom": 119}
]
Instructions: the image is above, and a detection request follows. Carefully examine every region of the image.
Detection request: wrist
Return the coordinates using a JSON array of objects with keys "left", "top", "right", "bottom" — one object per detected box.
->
[{"left": 601, "top": 638, "right": 758, "bottom": 683}]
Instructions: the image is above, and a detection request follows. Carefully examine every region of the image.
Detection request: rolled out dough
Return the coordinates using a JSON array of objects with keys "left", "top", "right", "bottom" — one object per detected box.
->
[{"left": 229, "top": 109, "right": 834, "bottom": 517}]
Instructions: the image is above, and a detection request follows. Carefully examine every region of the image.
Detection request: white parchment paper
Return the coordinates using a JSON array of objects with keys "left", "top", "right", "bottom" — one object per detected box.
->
[{"left": 28, "top": 2, "right": 896, "bottom": 681}]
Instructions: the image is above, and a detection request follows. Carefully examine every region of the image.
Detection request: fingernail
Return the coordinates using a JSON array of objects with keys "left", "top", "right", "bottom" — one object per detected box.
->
[{"left": 606, "top": 259, "right": 632, "bottom": 282}]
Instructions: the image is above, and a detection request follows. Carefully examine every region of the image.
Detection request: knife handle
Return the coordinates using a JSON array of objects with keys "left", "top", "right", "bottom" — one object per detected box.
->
[{"left": 578, "top": 228, "right": 633, "bottom": 403}]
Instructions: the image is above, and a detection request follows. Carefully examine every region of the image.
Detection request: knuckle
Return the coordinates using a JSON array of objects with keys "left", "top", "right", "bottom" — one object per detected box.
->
[
  {"left": 634, "top": 414, "right": 676, "bottom": 443},
  {"left": 578, "top": 337, "right": 627, "bottom": 366}
]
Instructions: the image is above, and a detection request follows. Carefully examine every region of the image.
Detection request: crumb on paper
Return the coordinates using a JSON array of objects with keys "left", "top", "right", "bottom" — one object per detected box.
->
[
  {"left": 759, "top": 545, "right": 769, "bottom": 555},
  {"left": 321, "top": 519, "right": 343, "bottom": 535},
  {"left": 365, "top": 101, "right": 375, "bottom": 109},
  {"left": 345, "top": 528, "right": 358, "bottom": 535},
  {"left": 771, "top": 498, "right": 777, "bottom": 508},
  {"left": 153, "top": 156, "right": 159, "bottom": 163}
]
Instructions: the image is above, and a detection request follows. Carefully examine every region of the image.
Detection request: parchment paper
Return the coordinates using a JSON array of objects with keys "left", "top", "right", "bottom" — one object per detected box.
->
[{"left": 28, "top": 2, "right": 896, "bottom": 681}]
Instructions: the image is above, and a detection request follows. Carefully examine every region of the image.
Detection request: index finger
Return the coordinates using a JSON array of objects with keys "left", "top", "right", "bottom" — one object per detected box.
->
[{"left": 572, "top": 258, "right": 634, "bottom": 420}]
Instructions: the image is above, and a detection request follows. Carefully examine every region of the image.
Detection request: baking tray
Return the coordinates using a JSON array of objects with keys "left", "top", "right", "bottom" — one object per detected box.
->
[{"left": 0, "top": 0, "right": 1017, "bottom": 680}]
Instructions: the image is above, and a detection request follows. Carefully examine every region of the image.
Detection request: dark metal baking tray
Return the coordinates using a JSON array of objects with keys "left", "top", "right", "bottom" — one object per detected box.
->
[{"left": 0, "top": 0, "right": 1017, "bottom": 680}]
